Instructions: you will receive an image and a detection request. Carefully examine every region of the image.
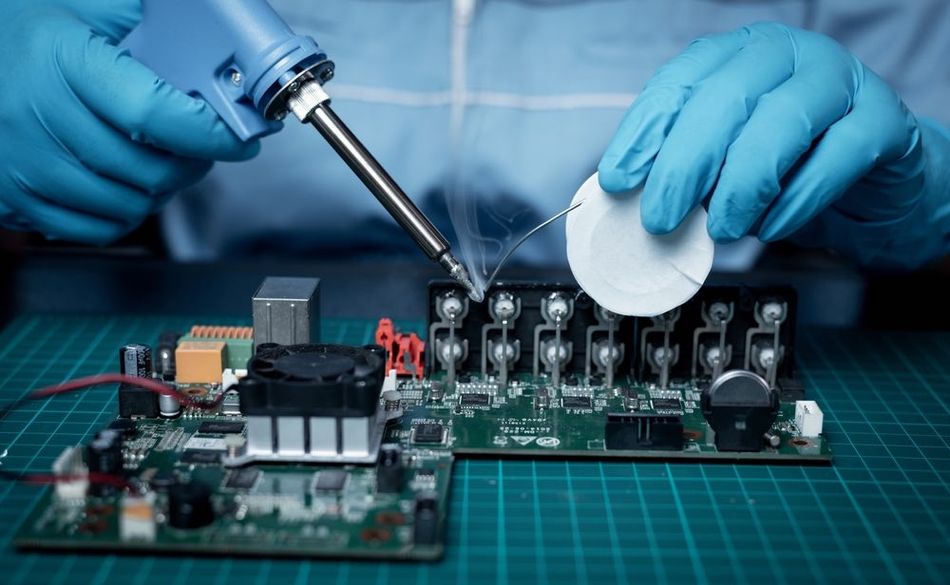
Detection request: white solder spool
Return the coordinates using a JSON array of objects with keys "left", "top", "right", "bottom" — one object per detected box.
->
[{"left": 565, "top": 173, "right": 715, "bottom": 317}]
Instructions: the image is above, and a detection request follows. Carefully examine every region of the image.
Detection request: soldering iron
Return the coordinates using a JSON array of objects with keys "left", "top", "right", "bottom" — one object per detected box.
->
[{"left": 122, "top": 0, "right": 477, "bottom": 299}]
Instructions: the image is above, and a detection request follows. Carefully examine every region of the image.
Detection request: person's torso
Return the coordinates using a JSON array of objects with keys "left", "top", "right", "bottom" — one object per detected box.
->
[{"left": 161, "top": 0, "right": 947, "bottom": 268}]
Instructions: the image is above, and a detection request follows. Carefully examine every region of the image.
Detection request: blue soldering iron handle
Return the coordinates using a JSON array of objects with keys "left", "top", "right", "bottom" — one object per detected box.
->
[{"left": 121, "top": 0, "right": 334, "bottom": 142}]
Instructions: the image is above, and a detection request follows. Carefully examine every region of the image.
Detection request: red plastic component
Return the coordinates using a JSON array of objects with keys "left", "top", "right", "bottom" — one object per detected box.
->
[{"left": 374, "top": 318, "right": 426, "bottom": 380}]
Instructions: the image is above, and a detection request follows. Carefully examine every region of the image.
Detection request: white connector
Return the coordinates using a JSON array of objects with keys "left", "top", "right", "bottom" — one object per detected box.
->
[
  {"left": 382, "top": 369, "right": 398, "bottom": 393},
  {"left": 221, "top": 368, "right": 247, "bottom": 391},
  {"left": 52, "top": 446, "right": 89, "bottom": 500},
  {"left": 795, "top": 400, "right": 824, "bottom": 437},
  {"left": 120, "top": 493, "right": 157, "bottom": 542}
]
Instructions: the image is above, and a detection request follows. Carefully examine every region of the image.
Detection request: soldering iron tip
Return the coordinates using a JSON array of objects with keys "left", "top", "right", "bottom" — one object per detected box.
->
[{"left": 439, "top": 253, "right": 483, "bottom": 302}]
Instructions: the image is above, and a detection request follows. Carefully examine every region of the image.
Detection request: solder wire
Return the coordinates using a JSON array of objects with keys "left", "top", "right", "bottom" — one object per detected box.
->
[
  {"left": 0, "top": 469, "right": 129, "bottom": 487},
  {"left": 483, "top": 199, "right": 585, "bottom": 290}
]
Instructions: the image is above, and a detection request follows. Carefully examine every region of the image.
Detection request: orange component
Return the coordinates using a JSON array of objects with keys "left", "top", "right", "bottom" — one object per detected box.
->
[
  {"left": 175, "top": 341, "right": 226, "bottom": 384},
  {"left": 374, "top": 318, "right": 425, "bottom": 380}
]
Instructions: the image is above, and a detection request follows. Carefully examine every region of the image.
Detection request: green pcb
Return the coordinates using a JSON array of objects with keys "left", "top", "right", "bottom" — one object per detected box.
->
[
  {"left": 15, "top": 370, "right": 826, "bottom": 560},
  {"left": 14, "top": 412, "right": 452, "bottom": 560},
  {"left": 4, "top": 316, "right": 947, "bottom": 583},
  {"left": 391, "top": 374, "right": 830, "bottom": 462}
]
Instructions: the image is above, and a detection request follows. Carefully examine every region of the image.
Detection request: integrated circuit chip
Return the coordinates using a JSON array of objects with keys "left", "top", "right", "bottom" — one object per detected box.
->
[
  {"left": 313, "top": 469, "right": 348, "bottom": 492},
  {"left": 413, "top": 423, "right": 445, "bottom": 444},
  {"left": 198, "top": 421, "right": 245, "bottom": 434},
  {"left": 459, "top": 394, "right": 490, "bottom": 407},
  {"left": 562, "top": 396, "right": 592, "bottom": 409},
  {"left": 651, "top": 398, "right": 682, "bottom": 411},
  {"left": 224, "top": 468, "right": 262, "bottom": 490},
  {"left": 179, "top": 450, "right": 222, "bottom": 465},
  {"left": 414, "top": 470, "right": 436, "bottom": 481}
]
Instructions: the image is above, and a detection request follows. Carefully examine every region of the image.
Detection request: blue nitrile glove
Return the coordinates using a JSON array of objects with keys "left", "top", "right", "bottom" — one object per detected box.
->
[
  {"left": 598, "top": 22, "right": 947, "bottom": 268},
  {"left": 0, "top": 0, "right": 260, "bottom": 244}
]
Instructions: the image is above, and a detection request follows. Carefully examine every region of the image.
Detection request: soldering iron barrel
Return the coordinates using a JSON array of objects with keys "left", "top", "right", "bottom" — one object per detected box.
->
[{"left": 307, "top": 105, "right": 450, "bottom": 261}]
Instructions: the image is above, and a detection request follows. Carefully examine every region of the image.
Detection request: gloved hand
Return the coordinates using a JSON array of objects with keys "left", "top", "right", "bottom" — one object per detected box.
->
[
  {"left": 0, "top": 0, "right": 260, "bottom": 244},
  {"left": 598, "top": 22, "right": 930, "bottom": 256}
]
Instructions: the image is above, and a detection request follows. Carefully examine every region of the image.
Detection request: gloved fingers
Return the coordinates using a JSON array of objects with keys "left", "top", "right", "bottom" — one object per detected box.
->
[
  {"left": 640, "top": 26, "right": 796, "bottom": 234},
  {"left": 3, "top": 176, "right": 132, "bottom": 245},
  {"left": 597, "top": 27, "right": 750, "bottom": 193},
  {"left": 57, "top": 0, "right": 142, "bottom": 40},
  {"left": 706, "top": 40, "right": 857, "bottom": 242},
  {"left": 757, "top": 76, "right": 912, "bottom": 241},
  {"left": 15, "top": 153, "right": 157, "bottom": 224},
  {"left": 43, "top": 99, "right": 215, "bottom": 195},
  {"left": 60, "top": 30, "right": 261, "bottom": 162},
  {"left": 830, "top": 73, "right": 924, "bottom": 221}
]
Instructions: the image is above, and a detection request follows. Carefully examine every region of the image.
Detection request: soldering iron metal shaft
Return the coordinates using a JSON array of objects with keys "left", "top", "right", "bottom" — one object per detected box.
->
[
  {"left": 308, "top": 104, "right": 448, "bottom": 261},
  {"left": 284, "top": 79, "right": 477, "bottom": 298},
  {"left": 307, "top": 104, "right": 476, "bottom": 297}
]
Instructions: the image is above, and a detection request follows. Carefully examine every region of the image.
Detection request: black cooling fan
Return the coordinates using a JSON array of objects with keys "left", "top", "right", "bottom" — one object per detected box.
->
[{"left": 238, "top": 344, "right": 386, "bottom": 418}]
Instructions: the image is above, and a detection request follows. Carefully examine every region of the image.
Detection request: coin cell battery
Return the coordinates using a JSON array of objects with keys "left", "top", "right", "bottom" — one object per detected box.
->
[{"left": 565, "top": 173, "right": 714, "bottom": 317}]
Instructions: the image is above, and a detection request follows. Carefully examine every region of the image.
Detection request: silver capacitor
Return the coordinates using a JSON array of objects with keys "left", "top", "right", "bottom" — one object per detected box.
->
[
  {"left": 155, "top": 332, "right": 181, "bottom": 378},
  {"left": 159, "top": 392, "right": 181, "bottom": 418}
]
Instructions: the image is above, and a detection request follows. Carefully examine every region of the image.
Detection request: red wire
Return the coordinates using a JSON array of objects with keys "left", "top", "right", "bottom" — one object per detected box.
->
[
  {"left": 30, "top": 373, "right": 224, "bottom": 410},
  {"left": 18, "top": 473, "right": 131, "bottom": 488},
  {"left": 1, "top": 373, "right": 223, "bottom": 488}
]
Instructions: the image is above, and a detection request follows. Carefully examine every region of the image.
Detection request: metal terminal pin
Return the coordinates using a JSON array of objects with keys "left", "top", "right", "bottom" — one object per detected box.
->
[
  {"left": 488, "top": 291, "right": 518, "bottom": 386},
  {"left": 660, "top": 313, "right": 673, "bottom": 389},
  {"left": 546, "top": 293, "right": 569, "bottom": 387}
]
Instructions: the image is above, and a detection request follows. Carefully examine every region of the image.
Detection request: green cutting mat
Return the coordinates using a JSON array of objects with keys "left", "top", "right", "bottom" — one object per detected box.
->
[{"left": 0, "top": 315, "right": 948, "bottom": 584}]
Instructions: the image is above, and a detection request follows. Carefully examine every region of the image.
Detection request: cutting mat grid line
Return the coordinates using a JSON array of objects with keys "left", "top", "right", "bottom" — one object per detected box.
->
[{"left": 0, "top": 314, "right": 947, "bottom": 584}]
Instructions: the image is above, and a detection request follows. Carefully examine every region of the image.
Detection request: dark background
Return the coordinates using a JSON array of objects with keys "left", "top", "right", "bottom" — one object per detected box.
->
[{"left": 1, "top": 225, "right": 947, "bottom": 329}]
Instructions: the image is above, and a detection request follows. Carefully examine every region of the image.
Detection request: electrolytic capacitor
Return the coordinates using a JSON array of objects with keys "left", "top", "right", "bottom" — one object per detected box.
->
[
  {"left": 159, "top": 393, "right": 181, "bottom": 418},
  {"left": 119, "top": 344, "right": 152, "bottom": 378},
  {"left": 155, "top": 332, "right": 181, "bottom": 377},
  {"left": 86, "top": 430, "right": 124, "bottom": 496}
]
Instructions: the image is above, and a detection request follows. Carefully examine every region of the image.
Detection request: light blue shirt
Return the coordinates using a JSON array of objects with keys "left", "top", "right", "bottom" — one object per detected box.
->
[{"left": 162, "top": 0, "right": 950, "bottom": 274}]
